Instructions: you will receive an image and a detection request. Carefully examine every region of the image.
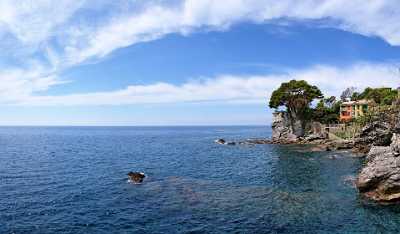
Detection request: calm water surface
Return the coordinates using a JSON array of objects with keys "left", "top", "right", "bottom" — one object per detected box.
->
[{"left": 1, "top": 126, "right": 400, "bottom": 233}]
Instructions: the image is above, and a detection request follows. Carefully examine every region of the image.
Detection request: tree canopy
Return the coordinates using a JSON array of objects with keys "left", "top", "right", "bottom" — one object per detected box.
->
[
  {"left": 269, "top": 80, "right": 323, "bottom": 117},
  {"left": 312, "top": 97, "right": 341, "bottom": 124},
  {"left": 352, "top": 87, "right": 398, "bottom": 105}
]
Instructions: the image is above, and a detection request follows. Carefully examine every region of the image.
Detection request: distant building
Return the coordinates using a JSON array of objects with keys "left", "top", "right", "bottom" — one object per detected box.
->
[{"left": 339, "top": 100, "right": 372, "bottom": 122}]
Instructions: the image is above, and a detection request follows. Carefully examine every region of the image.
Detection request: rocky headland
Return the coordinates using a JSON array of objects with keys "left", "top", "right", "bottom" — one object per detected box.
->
[
  {"left": 216, "top": 107, "right": 400, "bottom": 203},
  {"left": 214, "top": 80, "right": 400, "bottom": 203},
  {"left": 272, "top": 107, "right": 400, "bottom": 203}
]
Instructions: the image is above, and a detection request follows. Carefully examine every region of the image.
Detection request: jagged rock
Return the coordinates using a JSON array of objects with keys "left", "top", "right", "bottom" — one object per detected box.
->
[
  {"left": 390, "top": 134, "right": 400, "bottom": 156},
  {"left": 354, "top": 109, "right": 400, "bottom": 202},
  {"left": 356, "top": 143, "right": 400, "bottom": 202},
  {"left": 128, "top": 172, "right": 146, "bottom": 183},
  {"left": 272, "top": 112, "right": 298, "bottom": 143},
  {"left": 366, "top": 146, "right": 392, "bottom": 162},
  {"left": 357, "top": 121, "right": 393, "bottom": 146},
  {"left": 355, "top": 109, "right": 400, "bottom": 152}
]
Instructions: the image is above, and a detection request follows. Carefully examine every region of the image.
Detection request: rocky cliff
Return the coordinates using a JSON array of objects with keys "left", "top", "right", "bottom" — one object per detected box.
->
[
  {"left": 271, "top": 112, "right": 299, "bottom": 143},
  {"left": 356, "top": 134, "right": 400, "bottom": 202},
  {"left": 356, "top": 109, "right": 400, "bottom": 202},
  {"left": 354, "top": 108, "right": 398, "bottom": 154}
]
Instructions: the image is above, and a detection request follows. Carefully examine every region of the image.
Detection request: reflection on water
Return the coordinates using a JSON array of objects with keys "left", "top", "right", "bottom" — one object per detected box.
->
[{"left": 1, "top": 126, "right": 400, "bottom": 233}]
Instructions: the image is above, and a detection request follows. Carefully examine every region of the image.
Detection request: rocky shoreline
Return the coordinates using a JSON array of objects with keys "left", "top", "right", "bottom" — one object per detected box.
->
[
  {"left": 269, "top": 106, "right": 400, "bottom": 203},
  {"left": 216, "top": 107, "right": 400, "bottom": 203}
]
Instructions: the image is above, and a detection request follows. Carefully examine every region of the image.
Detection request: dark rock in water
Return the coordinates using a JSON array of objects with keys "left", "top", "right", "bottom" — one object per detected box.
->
[
  {"left": 215, "top": 139, "right": 226, "bottom": 145},
  {"left": 127, "top": 172, "right": 145, "bottom": 183},
  {"left": 215, "top": 139, "right": 236, "bottom": 146},
  {"left": 357, "top": 134, "right": 400, "bottom": 202}
]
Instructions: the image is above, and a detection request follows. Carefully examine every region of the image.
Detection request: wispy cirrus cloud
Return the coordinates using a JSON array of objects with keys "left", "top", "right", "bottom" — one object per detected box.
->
[{"left": 62, "top": 0, "right": 400, "bottom": 66}]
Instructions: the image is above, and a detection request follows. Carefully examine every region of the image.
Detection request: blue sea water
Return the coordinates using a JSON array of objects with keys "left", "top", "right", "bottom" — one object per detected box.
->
[{"left": 1, "top": 126, "right": 400, "bottom": 233}]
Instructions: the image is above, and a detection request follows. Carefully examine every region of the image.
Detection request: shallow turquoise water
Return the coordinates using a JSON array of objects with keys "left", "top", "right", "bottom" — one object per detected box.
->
[{"left": 1, "top": 126, "right": 400, "bottom": 233}]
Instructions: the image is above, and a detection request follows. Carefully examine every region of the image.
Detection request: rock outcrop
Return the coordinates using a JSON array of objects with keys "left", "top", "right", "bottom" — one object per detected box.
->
[
  {"left": 356, "top": 134, "right": 400, "bottom": 202},
  {"left": 272, "top": 112, "right": 299, "bottom": 143},
  {"left": 215, "top": 139, "right": 226, "bottom": 145},
  {"left": 214, "top": 139, "right": 236, "bottom": 145},
  {"left": 354, "top": 108, "right": 398, "bottom": 153},
  {"left": 354, "top": 121, "right": 393, "bottom": 154},
  {"left": 128, "top": 172, "right": 146, "bottom": 183}
]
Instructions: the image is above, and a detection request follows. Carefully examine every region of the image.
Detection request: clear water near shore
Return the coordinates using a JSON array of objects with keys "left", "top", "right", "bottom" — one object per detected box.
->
[{"left": 2, "top": 126, "right": 400, "bottom": 233}]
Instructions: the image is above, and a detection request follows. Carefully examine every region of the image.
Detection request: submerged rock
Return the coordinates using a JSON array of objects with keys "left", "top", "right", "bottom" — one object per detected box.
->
[
  {"left": 127, "top": 172, "right": 146, "bottom": 183},
  {"left": 308, "top": 144, "right": 329, "bottom": 152},
  {"left": 243, "top": 139, "right": 272, "bottom": 144}
]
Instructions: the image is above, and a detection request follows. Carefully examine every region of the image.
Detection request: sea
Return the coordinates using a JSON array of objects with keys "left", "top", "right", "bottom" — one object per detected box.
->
[{"left": 1, "top": 126, "right": 400, "bottom": 233}]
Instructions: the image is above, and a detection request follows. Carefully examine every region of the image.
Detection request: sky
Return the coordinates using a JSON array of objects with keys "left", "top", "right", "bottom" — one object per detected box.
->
[{"left": 1, "top": 0, "right": 400, "bottom": 126}]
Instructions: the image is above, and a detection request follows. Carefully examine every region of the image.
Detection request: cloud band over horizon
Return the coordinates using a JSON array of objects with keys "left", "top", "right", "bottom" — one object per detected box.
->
[{"left": 12, "top": 63, "right": 400, "bottom": 106}]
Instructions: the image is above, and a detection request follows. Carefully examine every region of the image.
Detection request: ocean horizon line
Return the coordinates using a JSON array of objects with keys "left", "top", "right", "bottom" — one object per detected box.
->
[{"left": 0, "top": 124, "right": 271, "bottom": 128}]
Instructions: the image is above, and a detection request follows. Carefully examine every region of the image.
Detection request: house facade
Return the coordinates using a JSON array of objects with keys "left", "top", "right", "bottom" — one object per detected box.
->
[{"left": 339, "top": 100, "right": 371, "bottom": 122}]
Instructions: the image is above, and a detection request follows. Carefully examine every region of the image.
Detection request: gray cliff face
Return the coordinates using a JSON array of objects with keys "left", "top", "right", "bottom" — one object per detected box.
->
[
  {"left": 355, "top": 113, "right": 395, "bottom": 150},
  {"left": 271, "top": 112, "right": 299, "bottom": 142},
  {"left": 354, "top": 110, "right": 398, "bottom": 154},
  {"left": 356, "top": 134, "right": 400, "bottom": 202}
]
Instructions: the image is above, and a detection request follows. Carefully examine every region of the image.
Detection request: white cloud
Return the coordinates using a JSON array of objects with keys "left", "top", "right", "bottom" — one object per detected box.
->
[
  {"left": 61, "top": 0, "right": 400, "bottom": 65},
  {"left": 0, "top": 0, "right": 85, "bottom": 46},
  {"left": 0, "top": 66, "right": 62, "bottom": 104},
  {"left": 0, "top": 0, "right": 399, "bottom": 107},
  {"left": 14, "top": 63, "right": 400, "bottom": 106}
]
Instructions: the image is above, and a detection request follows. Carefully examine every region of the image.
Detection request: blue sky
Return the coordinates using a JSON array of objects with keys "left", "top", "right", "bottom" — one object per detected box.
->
[{"left": 1, "top": 0, "right": 400, "bottom": 125}]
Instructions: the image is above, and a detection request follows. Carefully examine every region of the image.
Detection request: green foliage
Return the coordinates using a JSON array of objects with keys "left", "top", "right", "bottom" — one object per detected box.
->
[
  {"left": 311, "top": 97, "right": 341, "bottom": 124},
  {"left": 269, "top": 80, "right": 323, "bottom": 118},
  {"left": 352, "top": 87, "right": 398, "bottom": 105},
  {"left": 268, "top": 81, "right": 400, "bottom": 126}
]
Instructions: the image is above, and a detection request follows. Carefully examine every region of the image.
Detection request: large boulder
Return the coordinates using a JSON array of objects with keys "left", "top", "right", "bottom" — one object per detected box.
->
[
  {"left": 354, "top": 112, "right": 396, "bottom": 154},
  {"left": 356, "top": 134, "right": 400, "bottom": 202},
  {"left": 356, "top": 121, "right": 393, "bottom": 147}
]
